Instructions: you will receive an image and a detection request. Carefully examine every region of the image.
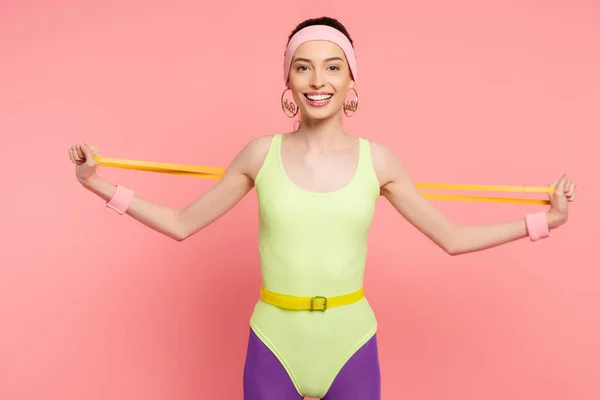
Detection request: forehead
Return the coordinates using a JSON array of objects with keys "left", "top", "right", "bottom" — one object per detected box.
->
[{"left": 292, "top": 40, "right": 347, "bottom": 62}]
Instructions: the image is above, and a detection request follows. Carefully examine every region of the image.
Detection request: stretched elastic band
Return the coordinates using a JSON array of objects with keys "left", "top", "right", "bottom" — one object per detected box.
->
[
  {"left": 92, "top": 156, "right": 555, "bottom": 206},
  {"left": 283, "top": 25, "right": 357, "bottom": 84},
  {"left": 106, "top": 184, "right": 135, "bottom": 215},
  {"left": 525, "top": 211, "right": 550, "bottom": 241}
]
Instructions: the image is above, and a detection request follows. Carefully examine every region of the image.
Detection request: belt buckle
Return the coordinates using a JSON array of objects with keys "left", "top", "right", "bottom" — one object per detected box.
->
[{"left": 310, "top": 296, "right": 328, "bottom": 312}]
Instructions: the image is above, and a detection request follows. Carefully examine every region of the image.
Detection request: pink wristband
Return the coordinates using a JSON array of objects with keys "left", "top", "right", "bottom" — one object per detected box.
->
[
  {"left": 106, "top": 184, "right": 135, "bottom": 215},
  {"left": 525, "top": 211, "right": 550, "bottom": 241}
]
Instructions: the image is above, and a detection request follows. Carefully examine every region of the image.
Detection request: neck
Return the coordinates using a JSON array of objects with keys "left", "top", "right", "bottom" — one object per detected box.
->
[{"left": 295, "top": 112, "right": 349, "bottom": 148}]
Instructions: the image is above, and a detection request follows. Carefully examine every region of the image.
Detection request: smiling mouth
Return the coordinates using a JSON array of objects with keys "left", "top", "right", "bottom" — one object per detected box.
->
[
  {"left": 304, "top": 93, "right": 333, "bottom": 101},
  {"left": 303, "top": 93, "right": 333, "bottom": 106}
]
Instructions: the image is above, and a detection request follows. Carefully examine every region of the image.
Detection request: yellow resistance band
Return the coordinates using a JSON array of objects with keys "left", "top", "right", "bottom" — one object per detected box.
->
[{"left": 93, "top": 156, "right": 553, "bottom": 205}]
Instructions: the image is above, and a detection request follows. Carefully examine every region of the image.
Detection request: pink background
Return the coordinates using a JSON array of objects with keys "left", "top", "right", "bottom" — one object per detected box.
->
[{"left": 1, "top": 1, "right": 598, "bottom": 399}]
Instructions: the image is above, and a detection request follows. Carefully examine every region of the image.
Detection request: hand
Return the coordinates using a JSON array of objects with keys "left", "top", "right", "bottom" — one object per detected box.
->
[
  {"left": 68, "top": 143, "right": 100, "bottom": 186},
  {"left": 547, "top": 174, "right": 577, "bottom": 229}
]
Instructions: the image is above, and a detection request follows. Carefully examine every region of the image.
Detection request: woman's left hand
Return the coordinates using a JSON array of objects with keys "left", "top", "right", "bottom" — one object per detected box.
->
[{"left": 547, "top": 174, "right": 577, "bottom": 228}]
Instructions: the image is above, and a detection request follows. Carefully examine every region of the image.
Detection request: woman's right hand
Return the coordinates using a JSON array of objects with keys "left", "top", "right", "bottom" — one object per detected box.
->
[{"left": 68, "top": 143, "right": 99, "bottom": 186}]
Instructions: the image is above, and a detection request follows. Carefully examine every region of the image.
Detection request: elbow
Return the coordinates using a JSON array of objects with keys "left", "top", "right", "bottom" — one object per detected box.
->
[
  {"left": 441, "top": 228, "right": 465, "bottom": 256},
  {"left": 171, "top": 211, "right": 191, "bottom": 242},
  {"left": 166, "top": 228, "right": 187, "bottom": 242},
  {"left": 172, "top": 224, "right": 192, "bottom": 242},
  {"left": 433, "top": 237, "right": 461, "bottom": 256},
  {"left": 172, "top": 233, "right": 187, "bottom": 242},
  {"left": 444, "top": 244, "right": 462, "bottom": 256},
  {"left": 440, "top": 239, "right": 459, "bottom": 255}
]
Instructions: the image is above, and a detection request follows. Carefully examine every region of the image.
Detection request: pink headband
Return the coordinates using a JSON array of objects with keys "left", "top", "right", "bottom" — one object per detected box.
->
[{"left": 283, "top": 25, "right": 357, "bottom": 85}]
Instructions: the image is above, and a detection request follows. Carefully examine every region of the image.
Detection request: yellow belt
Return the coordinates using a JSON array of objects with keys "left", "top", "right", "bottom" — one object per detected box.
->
[
  {"left": 92, "top": 156, "right": 553, "bottom": 205},
  {"left": 260, "top": 286, "right": 365, "bottom": 312}
]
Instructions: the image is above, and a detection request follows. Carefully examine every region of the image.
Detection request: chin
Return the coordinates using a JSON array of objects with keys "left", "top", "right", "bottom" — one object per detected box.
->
[
  {"left": 300, "top": 100, "right": 343, "bottom": 121},
  {"left": 302, "top": 110, "right": 340, "bottom": 123}
]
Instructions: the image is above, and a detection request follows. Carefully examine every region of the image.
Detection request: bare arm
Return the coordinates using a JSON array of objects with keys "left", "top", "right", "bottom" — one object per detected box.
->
[
  {"left": 370, "top": 142, "right": 576, "bottom": 255},
  {"left": 76, "top": 136, "right": 272, "bottom": 241}
]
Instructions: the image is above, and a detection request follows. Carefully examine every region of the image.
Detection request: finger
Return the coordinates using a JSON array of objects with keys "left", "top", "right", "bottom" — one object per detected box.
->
[
  {"left": 72, "top": 145, "right": 80, "bottom": 162},
  {"left": 566, "top": 180, "right": 576, "bottom": 195},
  {"left": 82, "top": 145, "right": 97, "bottom": 166},
  {"left": 89, "top": 144, "right": 99, "bottom": 156},
  {"left": 568, "top": 187, "right": 577, "bottom": 201},
  {"left": 75, "top": 144, "right": 85, "bottom": 160},
  {"left": 566, "top": 182, "right": 575, "bottom": 197},
  {"left": 83, "top": 143, "right": 99, "bottom": 156},
  {"left": 72, "top": 147, "right": 84, "bottom": 164},
  {"left": 68, "top": 147, "right": 75, "bottom": 163},
  {"left": 555, "top": 175, "right": 568, "bottom": 193}
]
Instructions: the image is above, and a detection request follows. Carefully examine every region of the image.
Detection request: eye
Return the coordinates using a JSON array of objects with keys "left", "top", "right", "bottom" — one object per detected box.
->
[
  {"left": 328, "top": 65, "right": 340, "bottom": 71},
  {"left": 297, "top": 65, "right": 309, "bottom": 72}
]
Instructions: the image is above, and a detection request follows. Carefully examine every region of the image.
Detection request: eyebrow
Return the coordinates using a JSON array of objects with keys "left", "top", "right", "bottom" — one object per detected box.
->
[{"left": 292, "top": 57, "right": 345, "bottom": 63}]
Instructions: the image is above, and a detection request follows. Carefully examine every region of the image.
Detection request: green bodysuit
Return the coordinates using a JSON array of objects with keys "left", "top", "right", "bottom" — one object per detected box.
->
[{"left": 249, "top": 133, "right": 380, "bottom": 398}]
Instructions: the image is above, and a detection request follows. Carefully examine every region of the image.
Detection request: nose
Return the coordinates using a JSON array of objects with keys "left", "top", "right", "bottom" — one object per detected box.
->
[{"left": 310, "top": 70, "right": 325, "bottom": 89}]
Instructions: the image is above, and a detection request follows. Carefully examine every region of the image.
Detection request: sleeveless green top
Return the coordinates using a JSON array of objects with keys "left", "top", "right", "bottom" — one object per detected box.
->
[{"left": 249, "top": 133, "right": 380, "bottom": 398}]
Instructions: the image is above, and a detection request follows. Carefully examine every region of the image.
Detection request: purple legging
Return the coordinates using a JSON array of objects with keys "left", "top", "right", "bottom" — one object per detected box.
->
[{"left": 243, "top": 329, "right": 381, "bottom": 399}]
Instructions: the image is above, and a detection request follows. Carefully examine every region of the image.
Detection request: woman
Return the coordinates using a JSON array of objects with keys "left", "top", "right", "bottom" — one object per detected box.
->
[{"left": 68, "top": 16, "right": 577, "bottom": 400}]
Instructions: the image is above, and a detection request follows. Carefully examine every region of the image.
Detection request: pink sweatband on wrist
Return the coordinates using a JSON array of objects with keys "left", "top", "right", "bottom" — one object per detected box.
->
[
  {"left": 525, "top": 211, "right": 550, "bottom": 241},
  {"left": 106, "top": 184, "right": 135, "bottom": 215},
  {"left": 283, "top": 25, "right": 357, "bottom": 85}
]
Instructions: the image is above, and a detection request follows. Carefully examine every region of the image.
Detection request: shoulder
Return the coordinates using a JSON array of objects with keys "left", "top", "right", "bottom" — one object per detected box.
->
[
  {"left": 231, "top": 134, "right": 277, "bottom": 180},
  {"left": 366, "top": 140, "right": 405, "bottom": 187},
  {"left": 367, "top": 140, "right": 395, "bottom": 162},
  {"left": 242, "top": 134, "right": 275, "bottom": 158}
]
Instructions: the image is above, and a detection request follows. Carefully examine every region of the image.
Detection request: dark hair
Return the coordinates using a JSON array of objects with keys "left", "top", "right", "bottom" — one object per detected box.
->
[{"left": 287, "top": 16, "right": 354, "bottom": 47}]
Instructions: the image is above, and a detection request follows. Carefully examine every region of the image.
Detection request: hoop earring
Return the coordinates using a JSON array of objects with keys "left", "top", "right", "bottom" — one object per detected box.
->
[
  {"left": 343, "top": 87, "right": 359, "bottom": 117},
  {"left": 281, "top": 88, "right": 299, "bottom": 118}
]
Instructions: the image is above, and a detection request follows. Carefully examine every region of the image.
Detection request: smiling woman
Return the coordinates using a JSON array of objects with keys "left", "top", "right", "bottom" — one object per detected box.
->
[
  {"left": 283, "top": 20, "right": 357, "bottom": 127},
  {"left": 67, "top": 15, "right": 578, "bottom": 400}
]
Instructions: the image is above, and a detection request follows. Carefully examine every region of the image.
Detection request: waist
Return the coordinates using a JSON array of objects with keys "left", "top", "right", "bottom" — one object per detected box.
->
[
  {"left": 249, "top": 294, "right": 378, "bottom": 344},
  {"left": 257, "top": 258, "right": 368, "bottom": 296},
  {"left": 260, "top": 286, "right": 364, "bottom": 312}
]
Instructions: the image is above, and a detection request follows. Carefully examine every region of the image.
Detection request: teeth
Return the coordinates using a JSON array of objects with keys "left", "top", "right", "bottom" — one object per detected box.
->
[{"left": 306, "top": 94, "right": 332, "bottom": 101}]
